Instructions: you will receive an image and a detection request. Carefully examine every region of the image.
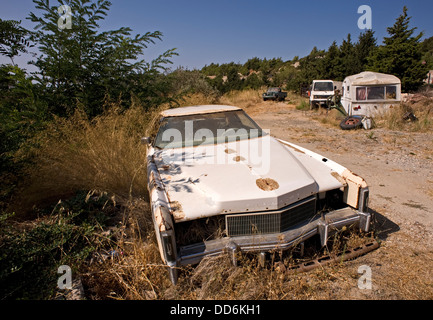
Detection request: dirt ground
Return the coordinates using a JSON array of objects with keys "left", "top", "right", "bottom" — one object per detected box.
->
[{"left": 242, "top": 100, "right": 433, "bottom": 299}]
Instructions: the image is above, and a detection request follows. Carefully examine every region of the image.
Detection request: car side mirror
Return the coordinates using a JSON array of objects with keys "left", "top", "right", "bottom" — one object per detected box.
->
[{"left": 141, "top": 136, "right": 152, "bottom": 145}]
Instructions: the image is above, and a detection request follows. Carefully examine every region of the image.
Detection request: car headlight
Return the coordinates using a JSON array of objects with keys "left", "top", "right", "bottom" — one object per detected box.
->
[{"left": 162, "top": 233, "right": 176, "bottom": 262}]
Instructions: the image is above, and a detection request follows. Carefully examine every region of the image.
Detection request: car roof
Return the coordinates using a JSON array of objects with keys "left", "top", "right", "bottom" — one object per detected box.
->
[{"left": 160, "top": 105, "right": 241, "bottom": 117}]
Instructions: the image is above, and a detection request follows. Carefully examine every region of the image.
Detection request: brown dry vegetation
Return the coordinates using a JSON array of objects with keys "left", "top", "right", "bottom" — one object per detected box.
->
[
  {"left": 81, "top": 199, "right": 380, "bottom": 300},
  {"left": 375, "top": 91, "right": 433, "bottom": 132},
  {"left": 9, "top": 88, "right": 433, "bottom": 300},
  {"left": 11, "top": 102, "right": 161, "bottom": 216}
]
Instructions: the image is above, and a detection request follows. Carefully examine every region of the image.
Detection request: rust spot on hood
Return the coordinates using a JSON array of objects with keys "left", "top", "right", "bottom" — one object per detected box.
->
[
  {"left": 331, "top": 171, "right": 347, "bottom": 186},
  {"left": 225, "top": 148, "right": 236, "bottom": 154},
  {"left": 256, "top": 178, "right": 279, "bottom": 191},
  {"left": 170, "top": 201, "right": 185, "bottom": 221},
  {"left": 233, "top": 155, "right": 245, "bottom": 162}
]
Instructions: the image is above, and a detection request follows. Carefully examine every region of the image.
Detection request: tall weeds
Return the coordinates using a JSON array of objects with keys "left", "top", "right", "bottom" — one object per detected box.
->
[
  {"left": 219, "top": 89, "right": 263, "bottom": 108},
  {"left": 12, "top": 101, "right": 159, "bottom": 216},
  {"left": 375, "top": 95, "right": 433, "bottom": 131}
]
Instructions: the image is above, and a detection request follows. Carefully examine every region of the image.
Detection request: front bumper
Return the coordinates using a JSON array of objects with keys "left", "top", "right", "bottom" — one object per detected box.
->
[
  {"left": 177, "top": 206, "right": 371, "bottom": 266},
  {"left": 263, "top": 95, "right": 278, "bottom": 99}
]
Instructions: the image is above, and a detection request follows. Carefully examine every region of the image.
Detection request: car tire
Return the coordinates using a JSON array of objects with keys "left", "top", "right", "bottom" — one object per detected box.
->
[{"left": 340, "top": 116, "right": 363, "bottom": 130}]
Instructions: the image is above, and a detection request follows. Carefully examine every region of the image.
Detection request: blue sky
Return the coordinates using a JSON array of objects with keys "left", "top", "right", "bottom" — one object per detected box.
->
[{"left": 1, "top": 0, "right": 432, "bottom": 70}]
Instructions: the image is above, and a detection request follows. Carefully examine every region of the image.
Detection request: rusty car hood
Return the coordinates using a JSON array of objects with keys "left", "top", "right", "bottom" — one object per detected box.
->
[{"left": 151, "top": 136, "right": 344, "bottom": 222}]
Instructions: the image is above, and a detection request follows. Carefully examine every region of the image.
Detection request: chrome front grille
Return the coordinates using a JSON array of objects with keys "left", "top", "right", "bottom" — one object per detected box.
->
[{"left": 226, "top": 196, "right": 316, "bottom": 237}]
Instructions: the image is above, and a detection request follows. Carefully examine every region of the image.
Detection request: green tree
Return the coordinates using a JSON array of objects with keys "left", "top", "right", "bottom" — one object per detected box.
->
[
  {"left": 244, "top": 72, "right": 264, "bottom": 89},
  {"left": 28, "top": 0, "right": 177, "bottom": 116},
  {"left": 420, "top": 36, "right": 433, "bottom": 70},
  {"left": 169, "top": 67, "right": 218, "bottom": 97},
  {"left": 224, "top": 65, "right": 243, "bottom": 92},
  {"left": 0, "top": 19, "right": 33, "bottom": 65},
  {"left": 353, "top": 30, "right": 377, "bottom": 74},
  {"left": 322, "top": 41, "right": 341, "bottom": 80},
  {"left": 0, "top": 65, "right": 47, "bottom": 209},
  {"left": 244, "top": 57, "right": 262, "bottom": 72},
  {"left": 337, "top": 34, "right": 358, "bottom": 79},
  {"left": 297, "top": 46, "right": 326, "bottom": 84},
  {"left": 367, "top": 6, "right": 428, "bottom": 92},
  {"left": 201, "top": 63, "right": 221, "bottom": 76}
]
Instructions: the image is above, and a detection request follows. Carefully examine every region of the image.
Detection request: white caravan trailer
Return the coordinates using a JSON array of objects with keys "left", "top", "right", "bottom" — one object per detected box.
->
[{"left": 341, "top": 71, "right": 401, "bottom": 117}]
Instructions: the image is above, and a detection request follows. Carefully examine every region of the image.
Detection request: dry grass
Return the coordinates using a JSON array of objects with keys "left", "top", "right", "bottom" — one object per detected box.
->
[
  {"left": 311, "top": 109, "right": 343, "bottom": 128},
  {"left": 219, "top": 89, "right": 263, "bottom": 108},
  {"left": 368, "top": 235, "right": 433, "bottom": 299},
  {"left": 291, "top": 94, "right": 309, "bottom": 109},
  {"left": 375, "top": 95, "right": 433, "bottom": 132},
  {"left": 80, "top": 212, "right": 385, "bottom": 300},
  {"left": 72, "top": 204, "right": 433, "bottom": 300},
  {"left": 11, "top": 102, "right": 158, "bottom": 216}
]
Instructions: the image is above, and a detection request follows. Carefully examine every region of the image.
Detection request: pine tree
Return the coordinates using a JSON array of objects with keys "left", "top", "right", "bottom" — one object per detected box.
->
[
  {"left": 353, "top": 30, "right": 377, "bottom": 74},
  {"left": 298, "top": 46, "right": 326, "bottom": 85},
  {"left": 367, "top": 6, "right": 428, "bottom": 92},
  {"left": 322, "top": 41, "right": 341, "bottom": 80},
  {"left": 420, "top": 36, "right": 433, "bottom": 70},
  {"left": 339, "top": 34, "right": 358, "bottom": 78}
]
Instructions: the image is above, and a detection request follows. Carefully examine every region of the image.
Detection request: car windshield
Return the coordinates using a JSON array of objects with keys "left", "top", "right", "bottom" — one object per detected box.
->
[
  {"left": 154, "top": 110, "right": 267, "bottom": 149},
  {"left": 314, "top": 82, "right": 333, "bottom": 91}
]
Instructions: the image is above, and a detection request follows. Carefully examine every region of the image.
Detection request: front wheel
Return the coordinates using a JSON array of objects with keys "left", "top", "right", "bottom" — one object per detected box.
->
[{"left": 310, "top": 101, "right": 315, "bottom": 110}]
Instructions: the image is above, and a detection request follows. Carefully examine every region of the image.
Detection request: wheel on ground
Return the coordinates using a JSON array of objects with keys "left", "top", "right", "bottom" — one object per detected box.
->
[{"left": 340, "top": 116, "right": 363, "bottom": 130}]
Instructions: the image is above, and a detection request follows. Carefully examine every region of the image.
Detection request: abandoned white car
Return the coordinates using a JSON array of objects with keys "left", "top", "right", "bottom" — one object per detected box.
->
[{"left": 143, "top": 105, "right": 371, "bottom": 284}]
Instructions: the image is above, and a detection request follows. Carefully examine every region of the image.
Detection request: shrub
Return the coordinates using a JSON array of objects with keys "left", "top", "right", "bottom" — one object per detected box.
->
[
  {"left": 0, "top": 191, "right": 117, "bottom": 299},
  {"left": 296, "top": 99, "right": 310, "bottom": 110}
]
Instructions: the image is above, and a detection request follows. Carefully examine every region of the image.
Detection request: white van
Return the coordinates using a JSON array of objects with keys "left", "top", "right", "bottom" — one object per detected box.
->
[
  {"left": 341, "top": 71, "right": 401, "bottom": 117},
  {"left": 309, "top": 80, "right": 335, "bottom": 109}
]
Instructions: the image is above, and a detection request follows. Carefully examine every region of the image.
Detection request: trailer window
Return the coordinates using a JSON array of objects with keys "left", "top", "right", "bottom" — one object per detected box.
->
[
  {"left": 367, "top": 86, "right": 385, "bottom": 100},
  {"left": 386, "top": 86, "right": 397, "bottom": 99},
  {"left": 356, "top": 87, "right": 367, "bottom": 100},
  {"left": 356, "top": 86, "right": 397, "bottom": 101}
]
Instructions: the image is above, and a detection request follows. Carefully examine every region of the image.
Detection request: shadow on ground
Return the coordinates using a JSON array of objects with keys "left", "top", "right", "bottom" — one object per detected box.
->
[{"left": 370, "top": 208, "right": 400, "bottom": 241}]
